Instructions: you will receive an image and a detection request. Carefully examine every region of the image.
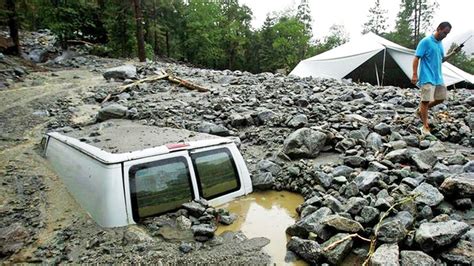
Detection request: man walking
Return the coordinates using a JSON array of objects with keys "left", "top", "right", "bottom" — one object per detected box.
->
[{"left": 412, "top": 22, "right": 461, "bottom": 136}]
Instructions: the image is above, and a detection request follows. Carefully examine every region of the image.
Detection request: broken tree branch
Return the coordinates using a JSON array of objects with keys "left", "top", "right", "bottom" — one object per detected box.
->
[
  {"left": 323, "top": 233, "right": 371, "bottom": 252},
  {"left": 167, "top": 74, "right": 209, "bottom": 92}
]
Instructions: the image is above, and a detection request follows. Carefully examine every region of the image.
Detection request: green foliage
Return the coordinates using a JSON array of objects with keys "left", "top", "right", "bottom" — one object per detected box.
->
[
  {"left": 103, "top": 0, "right": 137, "bottom": 58},
  {"left": 447, "top": 43, "right": 474, "bottom": 74},
  {"left": 362, "top": 0, "right": 388, "bottom": 35},
  {"left": 312, "top": 24, "right": 349, "bottom": 55}
]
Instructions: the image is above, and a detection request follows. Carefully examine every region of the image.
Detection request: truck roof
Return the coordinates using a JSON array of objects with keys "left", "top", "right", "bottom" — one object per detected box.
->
[{"left": 47, "top": 119, "right": 232, "bottom": 164}]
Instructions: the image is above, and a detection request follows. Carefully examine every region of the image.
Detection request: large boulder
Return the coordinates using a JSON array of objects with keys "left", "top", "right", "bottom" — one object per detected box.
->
[
  {"left": 286, "top": 207, "right": 332, "bottom": 239},
  {"left": 282, "top": 128, "right": 327, "bottom": 159},
  {"left": 286, "top": 236, "right": 322, "bottom": 265},
  {"left": 97, "top": 104, "right": 128, "bottom": 121},
  {"left": 103, "top": 64, "right": 137, "bottom": 80},
  {"left": 411, "top": 149, "right": 437, "bottom": 172},
  {"left": 415, "top": 220, "right": 470, "bottom": 252},
  {"left": 440, "top": 173, "right": 474, "bottom": 198}
]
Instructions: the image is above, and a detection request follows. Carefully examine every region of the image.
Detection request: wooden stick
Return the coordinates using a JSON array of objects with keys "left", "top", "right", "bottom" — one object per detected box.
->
[{"left": 167, "top": 74, "right": 209, "bottom": 92}]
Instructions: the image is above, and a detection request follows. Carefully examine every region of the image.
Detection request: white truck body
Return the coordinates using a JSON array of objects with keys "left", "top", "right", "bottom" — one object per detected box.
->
[{"left": 43, "top": 120, "right": 252, "bottom": 227}]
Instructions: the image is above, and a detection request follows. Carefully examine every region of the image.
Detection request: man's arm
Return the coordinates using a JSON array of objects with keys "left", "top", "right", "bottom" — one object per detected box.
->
[
  {"left": 412, "top": 56, "right": 420, "bottom": 84},
  {"left": 443, "top": 45, "right": 462, "bottom": 62}
]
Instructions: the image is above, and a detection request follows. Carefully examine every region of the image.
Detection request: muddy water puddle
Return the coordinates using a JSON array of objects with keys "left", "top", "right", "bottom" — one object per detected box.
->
[{"left": 216, "top": 190, "right": 306, "bottom": 265}]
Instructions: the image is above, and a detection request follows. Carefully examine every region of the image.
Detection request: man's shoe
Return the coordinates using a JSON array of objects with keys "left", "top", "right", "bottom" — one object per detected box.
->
[
  {"left": 420, "top": 126, "right": 431, "bottom": 136},
  {"left": 415, "top": 108, "right": 421, "bottom": 119}
]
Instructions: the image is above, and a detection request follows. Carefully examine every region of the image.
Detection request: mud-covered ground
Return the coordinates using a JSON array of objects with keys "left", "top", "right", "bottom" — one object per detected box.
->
[{"left": 0, "top": 62, "right": 271, "bottom": 264}]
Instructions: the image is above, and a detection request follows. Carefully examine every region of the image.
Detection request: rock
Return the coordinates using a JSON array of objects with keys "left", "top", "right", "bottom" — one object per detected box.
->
[
  {"left": 287, "top": 114, "right": 308, "bottom": 128},
  {"left": 412, "top": 183, "right": 444, "bottom": 206},
  {"left": 257, "top": 160, "right": 281, "bottom": 176},
  {"left": 230, "top": 113, "right": 252, "bottom": 127},
  {"left": 176, "top": 216, "right": 192, "bottom": 230},
  {"left": 321, "top": 233, "right": 353, "bottom": 264},
  {"left": 367, "top": 132, "right": 383, "bottom": 152},
  {"left": 179, "top": 242, "right": 193, "bottom": 253},
  {"left": 344, "top": 182, "right": 360, "bottom": 197},
  {"left": 343, "top": 156, "right": 367, "bottom": 168},
  {"left": 463, "top": 161, "right": 474, "bottom": 172},
  {"left": 444, "top": 153, "right": 468, "bottom": 165},
  {"left": 440, "top": 240, "right": 474, "bottom": 265},
  {"left": 385, "top": 149, "right": 409, "bottom": 163},
  {"left": 286, "top": 237, "right": 322, "bottom": 265},
  {"left": 196, "top": 122, "right": 229, "bottom": 136},
  {"left": 377, "top": 219, "right": 407, "bottom": 243},
  {"left": 286, "top": 207, "right": 332, "bottom": 238},
  {"left": 103, "top": 65, "right": 137, "bottom": 80},
  {"left": 0, "top": 223, "right": 29, "bottom": 256},
  {"left": 282, "top": 128, "right": 327, "bottom": 159},
  {"left": 322, "top": 214, "right": 363, "bottom": 233},
  {"left": 182, "top": 202, "right": 206, "bottom": 217},
  {"left": 312, "top": 170, "right": 333, "bottom": 188},
  {"left": 361, "top": 206, "right": 379, "bottom": 224},
  {"left": 354, "top": 171, "right": 383, "bottom": 192},
  {"left": 255, "top": 108, "right": 276, "bottom": 125},
  {"left": 411, "top": 149, "right": 437, "bottom": 172},
  {"left": 123, "top": 226, "right": 155, "bottom": 244},
  {"left": 440, "top": 173, "right": 474, "bottom": 198},
  {"left": 332, "top": 165, "right": 354, "bottom": 178},
  {"left": 394, "top": 211, "right": 414, "bottom": 229},
  {"left": 370, "top": 243, "right": 400, "bottom": 266},
  {"left": 252, "top": 172, "right": 274, "bottom": 190},
  {"left": 343, "top": 197, "right": 368, "bottom": 215},
  {"left": 415, "top": 220, "right": 470, "bottom": 251},
  {"left": 191, "top": 224, "right": 216, "bottom": 241},
  {"left": 219, "top": 213, "right": 237, "bottom": 225},
  {"left": 97, "top": 104, "right": 128, "bottom": 121},
  {"left": 374, "top": 122, "right": 391, "bottom": 136},
  {"left": 465, "top": 95, "right": 474, "bottom": 107},
  {"left": 400, "top": 250, "right": 435, "bottom": 266}
]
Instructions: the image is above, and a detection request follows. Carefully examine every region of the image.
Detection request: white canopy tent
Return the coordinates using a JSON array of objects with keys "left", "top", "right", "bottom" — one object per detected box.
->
[{"left": 290, "top": 32, "right": 474, "bottom": 87}]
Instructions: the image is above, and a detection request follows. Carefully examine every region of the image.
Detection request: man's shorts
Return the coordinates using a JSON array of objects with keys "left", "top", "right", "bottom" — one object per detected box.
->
[{"left": 420, "top": 84, "right": 447, "bottom": 102}]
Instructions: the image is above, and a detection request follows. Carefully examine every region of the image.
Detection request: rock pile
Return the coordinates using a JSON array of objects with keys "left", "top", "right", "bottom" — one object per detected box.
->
[{"left": 40, "top": 61, "right": 473, "bottom": 264}]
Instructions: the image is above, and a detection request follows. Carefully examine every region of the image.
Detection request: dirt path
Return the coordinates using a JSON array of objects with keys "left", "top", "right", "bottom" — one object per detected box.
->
[{"left": 0, "top": 68, "right": 107, "bottom": 262}]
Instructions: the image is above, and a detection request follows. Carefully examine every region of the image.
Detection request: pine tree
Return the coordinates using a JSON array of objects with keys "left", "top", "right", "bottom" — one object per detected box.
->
[
  {"left": 362, "top": 0, "right": 388, "bottom": 35},
  {"left": 296, "top": 0, "right": 312, "bottom": 35}
]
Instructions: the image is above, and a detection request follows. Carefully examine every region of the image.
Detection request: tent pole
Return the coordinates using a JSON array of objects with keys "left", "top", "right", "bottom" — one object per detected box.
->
[
  {"left": 381, "top": 49, "right": 386, "bottom": 86},
  {"left": 375, "top": 62, "right": 380, "bottom": 86}
]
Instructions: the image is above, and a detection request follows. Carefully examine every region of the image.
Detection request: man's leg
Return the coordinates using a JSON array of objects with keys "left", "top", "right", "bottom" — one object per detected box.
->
[
  {"left": 419, "top": 84, "right": 434, "bottom": 133},
  {"left": 429, "top": 85, "right": 447, "bottom": 108}
]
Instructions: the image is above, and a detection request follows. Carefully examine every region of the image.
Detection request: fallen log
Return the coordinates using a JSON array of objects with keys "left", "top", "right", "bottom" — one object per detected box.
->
[{"left": 167, "top": 74, "right": 209, "bottom": 92}]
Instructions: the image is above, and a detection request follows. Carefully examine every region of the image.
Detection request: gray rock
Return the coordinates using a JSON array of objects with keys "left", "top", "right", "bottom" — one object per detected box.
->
[
  {"left": 97, "top": 104, "right": 128, "bottom": 121},
  {"left": 283, "top": 128, "right": 327, "bottom": 159},
  {"left": 374, "top": 122, "right": 391, "bottom": 136},
  {"left": 440, "top": 173, "right": 474, "bottom": 198},
  {"left": 344, "top": 182, "right": 360, "bottom": 197},
  {"left": 394, "top": 211, "right": 414, "bottom": 229},
  {"left": 415, "top": 220, "right": 470, "bottom": 251},
  {"left": 182, "top": 202, "right": 206, "bottom": 217},
  {"left": 444, "top": 152, "right": 468, "bottom": 165},
  {"left": 440, "top": 239, "right": 474, "bottom": 265},
  {"left": 464, "top": 161, "right": 474, "bottom": 172},
  {"left": 367, "top": 132, "right": 384, "bottom": 152},
  {"left": 400, "top": 250, "right": 435, "bottom": 266},
  {"left": 196, "top": 122, "right": 229, "bottom": 136},
  {"left": 219, "top": 213, "right": 237, "bottom": 225},
  {"left": 465, "top": 95, "right": 474, "bottom": 107},
  {"left": 377, "top": 219, "right": 407, "bottom": 243},
  {"left": 287, "top": 114, "right": 308, "bottom": 128},
  {"left": 332, "top": 165, "right": 354, "bottom": 177},
  {"left": 286, "top": 237, "right": 322, "bottom": 264},
  {"left": 103, "top": 65, "right": 137, "bottom": 80},
  {"left": 321, "top": 233, "right": 353, "bottom": 264},
  {"left": 370, "top": 243, "right": 400, "bottom": 266},
  {"left": 191, "top": 224, "right": 216, "bottom": 241},
  {"left": 252, "top": 172, "right": 274, "bottom": 190},
  {"left": 257, "top": 160, "right": 281, "bottom": 176},
  {"left": 385, "top": 149, "right": 409, "bottom": 163},
  {"left": 343, "top": 197, "right": 368, "bottom": 215},
  {"left": 255, "top": 108, "right": 276, "bottom": 125},
  {"left": 286, "top": 207, "right": 332, "bottom": 239},
  {"left": 322, "top": 214, "right": 363, "bottom": 233},
  {"left": 312, "top": 170, "right": 333, "bottom": 188},
  {"left": 411, "top": 149, "right": 437, "bottom": 172},
  {"left": 179, "top": 242, "right": 193, "bottom": 253},
  {"left": 343, "top": 156, "right": 367, "bottom": 168},
  {"left": 412, "top": 183, "right": 444, "bottom": 206},
  {"left": 354, "top": 171, "right": 383, "bottom": 192},
  {"left": 368, "top": 161, "right": 389, "bottom": 172},
  {"left": 361, "top": 206, "right": 379, "bottom": 224}
]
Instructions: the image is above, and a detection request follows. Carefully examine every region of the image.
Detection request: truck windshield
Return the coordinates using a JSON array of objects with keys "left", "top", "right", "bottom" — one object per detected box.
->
[
  {"left": 191, "top": 148, "right": 240, "bottom": 199},
  {"left": 129, "top": 156, "right": 193, "bottom": 220}
]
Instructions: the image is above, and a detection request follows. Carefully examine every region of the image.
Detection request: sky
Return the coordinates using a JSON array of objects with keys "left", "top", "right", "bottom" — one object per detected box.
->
[{"left": 238, "top": 0, "right": 473, "bottom": 46}]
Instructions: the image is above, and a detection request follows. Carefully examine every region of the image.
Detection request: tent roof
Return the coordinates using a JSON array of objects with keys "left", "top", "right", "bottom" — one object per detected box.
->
[{"left": 290, "top": 32, "right": 474, "bottom": 86}]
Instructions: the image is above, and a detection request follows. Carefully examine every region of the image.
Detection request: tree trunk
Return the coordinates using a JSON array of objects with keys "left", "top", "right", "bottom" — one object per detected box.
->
[
  {"left": 133, "top": 0, "right": 146, "bottom": 62},
  {"left": 6, "top": 0, "right": 21, "bottom": 55},
  {"left": 166, "top": 31, "right": 170, "bottom": 58}
]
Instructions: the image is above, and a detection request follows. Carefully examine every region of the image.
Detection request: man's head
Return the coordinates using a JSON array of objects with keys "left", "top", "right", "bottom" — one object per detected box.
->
[{"left": 434, "top": 22, "right": 452, "bottom": 41}]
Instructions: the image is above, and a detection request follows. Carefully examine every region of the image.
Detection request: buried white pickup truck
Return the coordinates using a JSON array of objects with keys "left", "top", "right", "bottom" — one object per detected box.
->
[{"left": 42, "top": 120, "right": 252, "bottom": 227}]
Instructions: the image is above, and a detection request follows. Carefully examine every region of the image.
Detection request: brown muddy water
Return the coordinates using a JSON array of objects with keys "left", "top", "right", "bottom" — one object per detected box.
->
[{"left": 216, "top": 190, "right": 306, "bottom": 265}]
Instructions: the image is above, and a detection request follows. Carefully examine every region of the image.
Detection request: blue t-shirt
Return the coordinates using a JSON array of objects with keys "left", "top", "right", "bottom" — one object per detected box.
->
[{"left": 415, "top": 35, "right": 445, "bottom": 86}]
